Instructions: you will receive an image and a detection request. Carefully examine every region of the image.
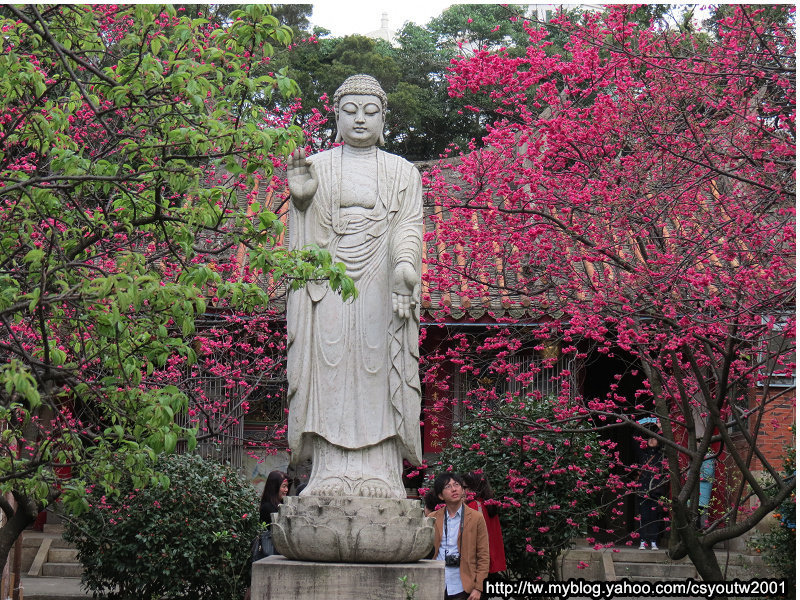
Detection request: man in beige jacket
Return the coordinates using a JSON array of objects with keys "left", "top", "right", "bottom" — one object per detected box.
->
[{"left": 431, "top": 472, "right": 490, "bottom": 600}]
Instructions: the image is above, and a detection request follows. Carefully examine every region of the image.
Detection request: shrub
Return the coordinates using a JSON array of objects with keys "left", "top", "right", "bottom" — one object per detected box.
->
[
  {"left": 748, "top": 444, "right": 795, "bottom": 597},
  {"left": 435, "top": 397, "right": 610, "bottom": 581},
  {"left": 64, "top": 453, "right": 262, "bottom": 599}
]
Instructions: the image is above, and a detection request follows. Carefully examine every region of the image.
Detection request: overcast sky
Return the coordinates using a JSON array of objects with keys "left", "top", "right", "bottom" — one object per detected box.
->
[
  {"left": 309, "top": 1, "right": 457, "bottom": 38},
  {"left": 306, "top": 3, "right": 716, "bottom": 39}
]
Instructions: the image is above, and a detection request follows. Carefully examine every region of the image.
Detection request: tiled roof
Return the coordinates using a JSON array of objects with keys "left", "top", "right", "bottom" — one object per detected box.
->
[{"left": 416, "top": 157, "right": 552, "bottom": 322}]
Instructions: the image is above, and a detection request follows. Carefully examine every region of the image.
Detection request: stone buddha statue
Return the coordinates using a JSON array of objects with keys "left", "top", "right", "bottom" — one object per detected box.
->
[{"left": 285, "top": 74, "right": 423, "bottom": 499}]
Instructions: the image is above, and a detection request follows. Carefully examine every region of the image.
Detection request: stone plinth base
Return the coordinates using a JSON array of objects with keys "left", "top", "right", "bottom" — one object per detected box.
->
[
  {"left": 271, "top": 496, "right": 434, "bottom": 562},
  {"left": 251, "top": 555, "right": 445, "bottom": 600}
]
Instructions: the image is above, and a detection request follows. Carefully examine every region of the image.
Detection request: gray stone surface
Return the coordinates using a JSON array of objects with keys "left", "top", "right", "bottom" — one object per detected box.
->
[
  {"left": 271, "top": 496, "right": 434, "bottom": 563},
  {"left": 19, "top": 575, "right": 90, "bottom": 600},
  {"left": 251, "top": 555, "right": 444, "bottom": 600}
]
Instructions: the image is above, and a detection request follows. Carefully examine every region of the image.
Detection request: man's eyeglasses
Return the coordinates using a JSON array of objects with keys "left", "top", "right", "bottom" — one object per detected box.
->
[{"left": 443, "top": 482, "right": 462, "bottom": 490}]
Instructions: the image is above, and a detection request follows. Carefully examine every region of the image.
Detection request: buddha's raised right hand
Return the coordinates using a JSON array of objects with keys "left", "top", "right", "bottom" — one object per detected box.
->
[{"left": 287, "top": 148, "right": 318, "bottom": 210}]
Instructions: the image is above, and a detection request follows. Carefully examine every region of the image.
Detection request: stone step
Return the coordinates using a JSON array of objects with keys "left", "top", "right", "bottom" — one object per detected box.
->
[
  {"left": 48, "top": 547, "right": 80, "bottom": 563},
  {"left": 23, "top": 532, "right": 75, "bottom": 549},
  {"left": 21, "top": 545, "right": 39, "bottom": 572},
  {"left": 20, "top": 574, "right": 91, "bottom": 600},
  {"left": 608, "top": 548, "right": 694, "bottom": 563},
  {"left": 41, "top": 562, "right": 83, "bottom": 578},
  {"left": 21, "top": 531, "right": 81, "bottom": 574},
  {"left": 614, "top": 561, "right": 696, "bottom": 579}
]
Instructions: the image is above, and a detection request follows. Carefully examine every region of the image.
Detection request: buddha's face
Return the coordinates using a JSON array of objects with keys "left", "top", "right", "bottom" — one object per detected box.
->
[{"left": 336, "top": 94, "right": 384, "bottom": 148}]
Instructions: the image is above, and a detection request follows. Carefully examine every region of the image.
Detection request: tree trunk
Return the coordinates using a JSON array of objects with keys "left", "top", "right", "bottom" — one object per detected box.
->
[
  {"left": 669, "top": 507, "right": 727, "bottom": 598},
  {"left": 684, "top": 541, "right": 723, "bottom": 581},
  {"left": 0, "top": 492, "right": 39, "bottom": 582}
]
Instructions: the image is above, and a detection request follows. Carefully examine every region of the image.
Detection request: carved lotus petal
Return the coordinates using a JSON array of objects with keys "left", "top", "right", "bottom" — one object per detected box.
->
[{"left": 271, "top": 496, "right": 434, "bottom": 563}]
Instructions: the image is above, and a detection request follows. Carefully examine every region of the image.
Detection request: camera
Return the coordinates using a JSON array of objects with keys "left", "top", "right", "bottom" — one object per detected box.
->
[{"left": 444, "top": 553, "right": 460, "bottom": 567}]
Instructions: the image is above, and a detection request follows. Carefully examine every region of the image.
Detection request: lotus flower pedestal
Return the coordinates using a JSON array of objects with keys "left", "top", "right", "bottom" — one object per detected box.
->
[
  {"left": 250, "top": 496, "right": 442, "bottom": 599},
  {"left": 270, "top": 496, "right": 433, "bottom": 563}
]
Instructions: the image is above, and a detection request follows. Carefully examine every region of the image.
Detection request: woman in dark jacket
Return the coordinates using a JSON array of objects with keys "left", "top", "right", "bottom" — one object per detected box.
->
[
  {"left": 259, "top": 470, "right": 289, "bottom": 524},
  {"left": 246, "top": 471, "right": 290, "bottom": 600},
  {"left": 635, "top": 428, "right": 666, "bottom": 550}
]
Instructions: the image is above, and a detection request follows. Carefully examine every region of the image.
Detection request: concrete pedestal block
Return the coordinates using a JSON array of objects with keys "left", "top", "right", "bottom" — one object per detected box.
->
[{"left": 251, "top": 555, "right": 445, "bottom": 600}]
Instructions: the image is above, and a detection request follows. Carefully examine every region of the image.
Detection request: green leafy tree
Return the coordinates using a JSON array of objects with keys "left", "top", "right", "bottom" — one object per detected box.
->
[
  {"left": 279, "top": 34, "right": 401, "bottom": 149},
  {"left": 64, "top": 453, "right": 262, "bottom": 600},
  {"left": 270, "top": 4, "right": 313, "bottom": 34},
  {"left": 427, "top": 4, "right": 531, "bottom": 55},
  {"left": 385, "top": 22, "right": 483, "bottom": 159},
  {"left": 0, "top": 3, "right": 353, "bottom": 569}
]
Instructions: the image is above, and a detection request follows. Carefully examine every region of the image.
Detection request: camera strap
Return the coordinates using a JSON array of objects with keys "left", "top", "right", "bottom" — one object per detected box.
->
[{"left": 444, "top": 504, "right": 465, "bottom": 550}]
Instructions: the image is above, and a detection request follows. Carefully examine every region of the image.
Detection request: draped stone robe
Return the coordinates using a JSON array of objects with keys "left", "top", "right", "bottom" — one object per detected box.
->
[{"left": 286, "top": 146, "right": 423, "bottom": 474}]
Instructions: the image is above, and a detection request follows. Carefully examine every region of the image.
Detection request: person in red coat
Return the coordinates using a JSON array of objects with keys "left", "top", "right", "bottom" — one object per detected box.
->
[{"left": 463, "top": 472, "right": 507, "bottom": 575}]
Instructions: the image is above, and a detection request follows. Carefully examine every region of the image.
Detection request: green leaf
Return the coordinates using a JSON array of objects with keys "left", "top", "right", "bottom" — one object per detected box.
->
[
  {"left": 24, "top": 248, "right": 44, "bottom": 265},
  {"left": 163, "top": 431, "right": 178, "bottom": 454},
  {"left": 27, "top": 287, "right": 41, "bottom": 312}
]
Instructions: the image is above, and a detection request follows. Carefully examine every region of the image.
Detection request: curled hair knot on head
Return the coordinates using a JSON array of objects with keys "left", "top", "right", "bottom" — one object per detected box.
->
[{"left": 333, "top": 74, "right": 388, "bottom": 116}]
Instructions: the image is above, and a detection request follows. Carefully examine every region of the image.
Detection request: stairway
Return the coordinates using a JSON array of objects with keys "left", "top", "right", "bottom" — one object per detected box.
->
[
  {"left": 607, "top": 549, "right": 701, "bottom": 600},
  {"left": 22, "top": 524, "right": 83, "bottom": 579},
  {"left": 611, "top": 547, "right": 698, "bottom": 581},
  {"left": 561, "top": 541, "right": 768, "bottom": 600}
]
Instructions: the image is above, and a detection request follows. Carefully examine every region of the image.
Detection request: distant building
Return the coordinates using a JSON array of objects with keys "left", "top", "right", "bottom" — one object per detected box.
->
[
  {"left": 529, "top": 4, "right": 604, "bottom": 23},
  {"left": 365, "top": 12, "right": 394, "bottom": 44}
]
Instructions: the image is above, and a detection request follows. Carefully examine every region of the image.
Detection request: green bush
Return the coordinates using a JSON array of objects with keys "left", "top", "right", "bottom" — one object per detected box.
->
[
  {"left": 748, "top": 445, "right": 795, "bottom": 597},
  {"left": 64, "top": 453, "right": 262, "bottom": 600},
  {"left": 436, "top": 397, "right": 610, "bottom": 581}
]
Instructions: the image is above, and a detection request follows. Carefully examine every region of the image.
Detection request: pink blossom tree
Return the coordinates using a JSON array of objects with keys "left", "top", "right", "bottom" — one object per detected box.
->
[
  {"left": 423, "top": 5, "right": 795, "bottom": 581},
  {"left": 0, "top": 4, "right": 353, "bottom": 569}
]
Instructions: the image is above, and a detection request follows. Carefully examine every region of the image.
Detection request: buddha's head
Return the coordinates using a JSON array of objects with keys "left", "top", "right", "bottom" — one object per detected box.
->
[{"left": 333, "top": 74, "right": 387, "bottom": 147}]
